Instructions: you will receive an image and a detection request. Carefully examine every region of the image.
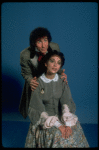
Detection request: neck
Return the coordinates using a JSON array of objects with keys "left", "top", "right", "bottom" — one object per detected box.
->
[{"left": 45, "top": 71, "right": 56, "bottom": 79}]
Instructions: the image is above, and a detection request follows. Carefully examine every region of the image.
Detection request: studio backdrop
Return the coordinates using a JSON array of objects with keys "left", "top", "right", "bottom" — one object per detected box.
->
[{"left": 1, "top": 2, "right": 98, "bottom": 124}]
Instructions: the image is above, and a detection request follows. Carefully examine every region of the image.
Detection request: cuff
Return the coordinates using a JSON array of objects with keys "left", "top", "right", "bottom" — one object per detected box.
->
[
  {"left": 40, "top": 112, "right": 49, "bottom": 125},
  {"left": 27, "top": 77, "right": 33, "bottom": 85},
  {"left": 62, "top": 104, "right": 78, "bottom": 127},
  {"left": 43, "top": 116, "right": 59, "bottom": 129},
  {"left": 54, "top": 121, "right": 62, "bottom": 128},
  {"left": 62, "top": 104, "right": 70, "bottom": 114},
  {"left": 40, "top": 112, "right": 49, "bottom": 119},
  {"left": 62, "top": 112, "right": 78, "bottom": 127}
]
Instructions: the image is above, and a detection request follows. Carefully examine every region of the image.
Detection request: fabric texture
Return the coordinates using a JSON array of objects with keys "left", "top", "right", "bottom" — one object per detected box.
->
[
  {"left": 28, "top": 74, "right": 76, "bottom": 125},
  {"left": 24, "top": 74, "right": 89, "bottom": 148},
  {"left": 25, "top": 121, "right": 89, "bottom": 148},
  {"left": 62, "top": 104, "right": 78, "bottom": 127},
  {"left": 19, "top": 42, "right": 60, "bottom": 119}
]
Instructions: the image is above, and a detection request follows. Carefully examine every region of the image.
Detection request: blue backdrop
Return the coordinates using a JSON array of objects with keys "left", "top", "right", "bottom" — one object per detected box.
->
[{"left": 1, "top": 2, "right": 98, "bottom": 124}]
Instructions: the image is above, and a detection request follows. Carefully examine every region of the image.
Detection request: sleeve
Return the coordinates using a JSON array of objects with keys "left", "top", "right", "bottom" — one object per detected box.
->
[
  {"left": 60, "top": 82, "right": 78, "bottom": 127},
  {"left": 60, "top": 82, "right": 76, "bottom": 114},
  {"left": 28, "top": 85, "right": 60, "bottom": 128},
  {"left": 28, "top": 107, "right": 61, "bottom": 128},
  {"left": 28, "top": 85, "right": 46, "bottom": 125},
  {"left": 20, "top": 52, "right": 33, "bottom": 84},
  {"left": 43, "top": 115, "right": 60, "bottom": 129},
  {"left": 61, "top": 104, "right": 78, "bottom": 127},
  {"left": 54, "top": 121, "right": 62, "bottom": 128}
]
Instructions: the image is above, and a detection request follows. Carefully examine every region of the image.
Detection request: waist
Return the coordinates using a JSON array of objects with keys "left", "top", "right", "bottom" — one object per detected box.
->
[{"left": 44, "top": 103, "right": 59, "bottom": 116}]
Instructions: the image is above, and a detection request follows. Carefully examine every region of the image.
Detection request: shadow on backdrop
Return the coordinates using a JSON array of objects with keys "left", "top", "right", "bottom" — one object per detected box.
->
[{"left": 2, "top": 71, "right": 23, "bottom": 113}]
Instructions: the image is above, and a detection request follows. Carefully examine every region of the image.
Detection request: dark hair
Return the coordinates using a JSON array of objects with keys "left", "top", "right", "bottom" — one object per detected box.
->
[
  {"left": 43, "top": 50, "right": 65, "bottom": 67},
  {"left": 29, "top": 27, "right": 52, "bottom": 47},
  {"left": 37, "top": 50, "right": 65, "bottom": 77}
]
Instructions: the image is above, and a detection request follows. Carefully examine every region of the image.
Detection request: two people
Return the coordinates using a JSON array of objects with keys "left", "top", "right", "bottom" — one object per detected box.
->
[
  {"left": 19, "top": 27, "right": 89, "bottom": 148},
  {"left": 19, "top": 27, "right": 67, "bottom": 119}
]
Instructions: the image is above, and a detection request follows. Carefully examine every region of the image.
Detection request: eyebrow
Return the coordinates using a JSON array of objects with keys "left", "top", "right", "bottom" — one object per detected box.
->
[
  {"left": 36, "top": 38, "right": 41, "bottom": 42},
  {"left": 43, "top": 37, "right": 48, "bottom": 40},
  {"left": 36, "top": 36, "right": 48, "bottom": 41},
  {"left": 50, "top": 58, "right": 61, "bottom": 62}
]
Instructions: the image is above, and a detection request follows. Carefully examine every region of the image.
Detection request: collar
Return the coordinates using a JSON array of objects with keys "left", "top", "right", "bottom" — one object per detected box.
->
[
  {"left": 40, "top": 73, "right": 59, "bottom": 83},
  {"left": 35, "top": 47, "right": 40, "bottom": 52}
]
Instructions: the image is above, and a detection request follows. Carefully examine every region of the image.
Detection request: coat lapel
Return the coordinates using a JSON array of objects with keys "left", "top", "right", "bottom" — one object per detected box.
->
[{"left": 30, "top": 54, "right": 38, "bottom": 68}]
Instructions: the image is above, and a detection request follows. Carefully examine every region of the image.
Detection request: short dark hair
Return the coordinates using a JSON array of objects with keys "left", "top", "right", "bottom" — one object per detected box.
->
[
  {"left": 43, "top": 50, "right": 65, "bottom": 67},
  {"left": 29, "top": 27, "right": 52, "bottom": 47}
]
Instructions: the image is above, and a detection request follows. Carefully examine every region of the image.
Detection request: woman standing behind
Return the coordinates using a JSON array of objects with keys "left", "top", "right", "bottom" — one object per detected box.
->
[{"left": 25, "top": 50, "right": 89, "bottom": 148}]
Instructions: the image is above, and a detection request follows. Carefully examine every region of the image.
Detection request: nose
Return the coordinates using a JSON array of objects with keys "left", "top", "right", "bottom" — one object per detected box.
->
[
  {"left": 42, "top": 41, "right": 45, "bottom": 47},
  {"left": 54, "top": 62, "right": 57, "bottom": 67}
]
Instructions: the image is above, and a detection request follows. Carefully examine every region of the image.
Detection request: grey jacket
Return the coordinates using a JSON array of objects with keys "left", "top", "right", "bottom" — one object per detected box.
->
[
  {"left": 19, "top": 42, "right": 60, "bottom": 118},
  {"left": 28, "top": 75, "right": 76, "bottom": 125}
]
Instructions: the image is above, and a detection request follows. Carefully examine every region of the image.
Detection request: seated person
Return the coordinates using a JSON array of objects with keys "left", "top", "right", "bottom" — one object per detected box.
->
[{"left": 25, "top": 50, "right": 89, "bottom": 148}]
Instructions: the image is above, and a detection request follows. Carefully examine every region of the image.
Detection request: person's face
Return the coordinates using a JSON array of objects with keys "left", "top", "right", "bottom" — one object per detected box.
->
[
  {"left": 35, "top": 36, "right": 49, "bottom": 54},
  {"left": 45, "top": 55, "right": 62, "bottom": 74}
]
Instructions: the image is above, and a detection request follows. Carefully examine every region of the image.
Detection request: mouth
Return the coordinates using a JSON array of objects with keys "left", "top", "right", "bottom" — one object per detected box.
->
[
  {"left": 52, "top": 68, "right": 57, "bottom": 71},
  {"left": 41, "top": 48, "right": 47, "bottom": 51},
  {"left": 41, "top": 49, "right": 47, "bottom": 53}
]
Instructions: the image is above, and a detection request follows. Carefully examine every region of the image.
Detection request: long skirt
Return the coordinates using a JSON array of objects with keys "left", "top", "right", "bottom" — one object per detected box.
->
[{"left": 25, "top": 121, "right": 89, "bottom": 148}]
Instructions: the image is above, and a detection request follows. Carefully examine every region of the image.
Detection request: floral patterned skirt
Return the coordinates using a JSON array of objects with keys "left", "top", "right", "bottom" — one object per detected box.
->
[{"left": 25, "top": 121, "right": 89, "bottom": 148}]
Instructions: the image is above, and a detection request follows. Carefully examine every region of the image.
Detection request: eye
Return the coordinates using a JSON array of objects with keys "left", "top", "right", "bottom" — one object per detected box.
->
[
  {"left": 44, "top": 38, "right": 48, "bottom": 42},
  {"left": 49, "top": 59, "right": 54, "bottom": 63},
  {"left": 38, "top": 40, "right": 41, "bottom": 43},
  {"left": 58, "top": 61, "right": 61, "bottom": 65}
]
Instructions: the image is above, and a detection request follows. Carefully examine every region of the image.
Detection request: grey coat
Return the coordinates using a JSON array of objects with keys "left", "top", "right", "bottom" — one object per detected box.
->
[
  {"left": 19, "top": 42, "right": 60, "bottom": 119},
  {"left": 28, "top": 75, "right": 76, "bottom": 125}
]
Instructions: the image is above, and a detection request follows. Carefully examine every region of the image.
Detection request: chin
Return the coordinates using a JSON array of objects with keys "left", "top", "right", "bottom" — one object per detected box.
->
[
  {"left": 41, "top": 50, "right": 47, "bottom": 54},
  {"left": 51, "top": 71, "right": 57, "bottom": 74}
]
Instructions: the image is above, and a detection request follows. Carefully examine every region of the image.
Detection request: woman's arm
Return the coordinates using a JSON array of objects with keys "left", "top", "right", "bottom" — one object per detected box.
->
[
  {"left": 28, "top": 85, "right": 60, "bottom": 127},
  {"left": 60, "top": 82, "right": 76, "bottom": 114},
  {"left": 60, "top": 82, "right": 78, "bottom": 127}
]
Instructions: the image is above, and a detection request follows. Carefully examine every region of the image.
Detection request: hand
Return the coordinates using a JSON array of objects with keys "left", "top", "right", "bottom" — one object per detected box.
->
[
  {"left": 64, "top": 126, "right": 72, "bottom": 139},
  {"left": 61, "top": 69, "right": 68, "bottom": 84},
  {"left": 58, "top": 125, "right": 66, "bottom": 139},
  {"left": 30, "top": 77, "right": 39, "bottom": 91},
  {"left": 58, "top": 125, "right": 72, "bottom": 139}
]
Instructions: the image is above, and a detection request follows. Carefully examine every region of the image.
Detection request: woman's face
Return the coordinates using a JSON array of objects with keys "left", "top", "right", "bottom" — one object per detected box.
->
[
  {"left": 45, "top": 55, "right": 62, "bottom": 74},
  {"left": 35, "top": 36, "right": 49, "bottom": 55}
]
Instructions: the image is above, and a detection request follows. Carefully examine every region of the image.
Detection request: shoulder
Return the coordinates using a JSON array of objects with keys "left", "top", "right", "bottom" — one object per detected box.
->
[
  {"left": 58, "top": 75, "right": 64, "bottom": 88},
  {"left": 58, "top": 74, "right": 63, "bottom": 82},
  {"left": 58, "top": 75, "right": 70, "bottom": 89},
  {"left": 36, "top": 77, "right": 46, "bottom": 92},
  {"left": 20, "top": 47, "right": 31, "bottom": 60},
  {"left": 37, "top": 75, "right": 48, "bottom": 86},
  {"left": 49, "top": 42, "right": 60, "bottom": 52}
]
